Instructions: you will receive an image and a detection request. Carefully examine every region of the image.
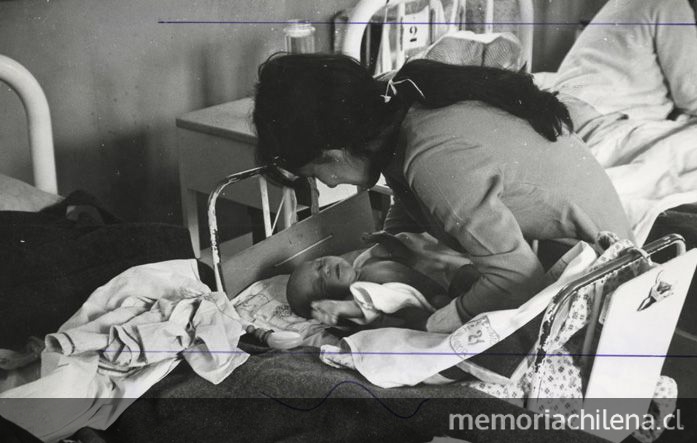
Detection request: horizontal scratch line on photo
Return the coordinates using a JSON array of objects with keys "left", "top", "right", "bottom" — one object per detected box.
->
[
  {"left": 97, "top": 349, "right": 697, "bottom": 358},
  {"left": 156, "top": 20, "right": 697, "bottom": 27}
]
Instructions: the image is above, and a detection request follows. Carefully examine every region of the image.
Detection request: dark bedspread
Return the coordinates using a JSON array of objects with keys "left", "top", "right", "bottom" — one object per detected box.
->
[
  {"left": 111, "top": 343, "right": 608, "bottom": 443},
  {"left": 0, "top": 191, "right": 195, "bottom": 349}
]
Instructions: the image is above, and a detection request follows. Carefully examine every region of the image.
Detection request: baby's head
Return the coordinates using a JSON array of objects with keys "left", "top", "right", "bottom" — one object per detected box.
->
[{"left": 286, "top": 256, "right": 358, "bottom": 318}]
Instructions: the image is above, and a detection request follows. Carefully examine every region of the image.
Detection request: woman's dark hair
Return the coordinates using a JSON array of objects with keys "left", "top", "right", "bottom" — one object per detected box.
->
[
  {"left": 253, "top": 53, "right": 572, "bottom": 176},
  {"left": 393, "top": 59, "right": 573, "bottom": 140},
  {"left": 254, "top": 53, "right": 388, "bottom": 177}
]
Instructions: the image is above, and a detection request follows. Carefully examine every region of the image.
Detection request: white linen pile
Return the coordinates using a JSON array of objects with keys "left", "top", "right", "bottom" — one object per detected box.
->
[
  {"left": 0, "top": 259, "right": 249, "bottom": 443},
  {"left": 577, "top": 116, "right": 697, "bottom": 246}
]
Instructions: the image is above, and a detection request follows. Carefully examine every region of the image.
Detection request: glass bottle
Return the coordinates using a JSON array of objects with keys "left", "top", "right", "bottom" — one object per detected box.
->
[{"left": 284, "top": 20, "right": 316, "bottom": 54}]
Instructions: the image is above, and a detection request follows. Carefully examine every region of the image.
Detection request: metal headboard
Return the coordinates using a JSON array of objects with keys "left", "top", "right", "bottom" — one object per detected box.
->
[
  {"left": 340, "top": 0, "right": 534, "bottom": 72},
  {"left": 0, "top": 54, "right": 57, "bottom": 194}
]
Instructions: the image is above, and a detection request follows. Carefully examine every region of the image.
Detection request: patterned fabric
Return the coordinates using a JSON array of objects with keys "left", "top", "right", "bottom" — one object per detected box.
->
[
  {"left": 632, "top": 377, "right": 679, "bottom": 443},
  {"left": 232, "top": 275, "right": 334, "bottom": 346},
  {"left": 528, "top": 238, "right": 651, "bottom": 400},
  {"left": 461, "top": 233, "right": 679, "bottom": 442},
  {"left": 461, "top": 344, "right": 582, "bottom": 415}
]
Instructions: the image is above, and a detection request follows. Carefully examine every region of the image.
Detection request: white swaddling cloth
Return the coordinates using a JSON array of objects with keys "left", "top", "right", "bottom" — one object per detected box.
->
[{"left": 347, "top": 282, "right": 436, "bottom": 325}]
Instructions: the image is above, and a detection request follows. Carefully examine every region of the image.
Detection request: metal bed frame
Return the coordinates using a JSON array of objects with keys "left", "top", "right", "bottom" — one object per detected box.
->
[
  {"left": 0, "top": 54, "right": 57, "bottom": 194},
  {"left": 341, "top": 0, "right": 535, "bottom": 72}
]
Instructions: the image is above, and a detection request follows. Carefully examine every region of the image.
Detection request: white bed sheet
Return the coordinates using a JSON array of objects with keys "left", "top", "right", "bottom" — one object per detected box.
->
[{"left": 534, "top": 71, "right": 697, "bottom": 245}]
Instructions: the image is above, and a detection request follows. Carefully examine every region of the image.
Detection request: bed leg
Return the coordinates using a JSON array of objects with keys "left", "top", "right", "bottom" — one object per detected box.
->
[{"left": 182, "top": 188, "right": 201, "bottom": 257}]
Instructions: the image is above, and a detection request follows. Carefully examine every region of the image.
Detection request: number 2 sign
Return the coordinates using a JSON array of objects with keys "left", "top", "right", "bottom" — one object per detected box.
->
[{"left": 401, "top": 6, "right": 430, "bottom": 51}]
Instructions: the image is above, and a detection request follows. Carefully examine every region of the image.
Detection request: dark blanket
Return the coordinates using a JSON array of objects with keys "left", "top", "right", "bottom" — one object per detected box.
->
[
  {"left": 109, "top": 344, "right": 607, "bottom": 443},
  {"left": 0, "top": 191, "right": 195, "bottom": 349}
]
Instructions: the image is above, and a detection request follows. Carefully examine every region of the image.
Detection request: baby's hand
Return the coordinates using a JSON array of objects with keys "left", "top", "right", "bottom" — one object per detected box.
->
[
  {"left": 311, "top": 299, "right": 363, "bottom": 325},
  {"left": 311, "top": 300, "right": 340, "bottom": 325}
]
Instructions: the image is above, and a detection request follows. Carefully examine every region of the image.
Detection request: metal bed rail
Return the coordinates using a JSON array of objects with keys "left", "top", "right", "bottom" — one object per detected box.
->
[
  {"left": 527, "top": 233, "right": 687, "bottom": 410},
  {"left": 207, "top": 167, "right": 319, "bottom": 293},
  {"left": 0, "top": 54, "right": 57, "bottom": 194}
]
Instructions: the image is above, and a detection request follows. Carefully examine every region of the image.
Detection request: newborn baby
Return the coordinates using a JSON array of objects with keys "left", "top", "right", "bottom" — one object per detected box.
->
[{"left": 286, "top": 232, "right": 480, "bottom": 329}]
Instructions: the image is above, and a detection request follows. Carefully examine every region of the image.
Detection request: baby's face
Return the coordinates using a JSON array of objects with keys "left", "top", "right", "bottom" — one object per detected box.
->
[
  {"left": 295, "top": 256, "right": 357, "bottom": 298},
  {"left": 286, "top": 256, "right": 357, "bottom": 317}
]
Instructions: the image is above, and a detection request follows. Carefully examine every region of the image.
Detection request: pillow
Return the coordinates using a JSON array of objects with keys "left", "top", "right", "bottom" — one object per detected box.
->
[{"left": 417, "top": 30, "right": 524, "bottom": 71}]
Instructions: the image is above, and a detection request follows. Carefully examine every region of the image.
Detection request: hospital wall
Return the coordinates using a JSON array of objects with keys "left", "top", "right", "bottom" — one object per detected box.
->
[
  {"left": 533, "top": 0, "right": 608, "bottom": 71},
  {"left": 1, "top": 0, "right": 606, "bottom": 224},
  {"left": 0, "top": 0, "right": 357, "bottom": 224}
]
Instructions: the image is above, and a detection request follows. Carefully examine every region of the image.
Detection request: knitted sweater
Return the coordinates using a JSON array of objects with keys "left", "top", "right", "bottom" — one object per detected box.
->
[{"left": 382, "top": 101, "right": 632, "bottom": 332}]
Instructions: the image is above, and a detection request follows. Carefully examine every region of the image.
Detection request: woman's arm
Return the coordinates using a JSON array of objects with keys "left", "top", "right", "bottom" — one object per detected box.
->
[
  {"left": 407, "top": 143, "right": 545, "bottom": 333},
  {"left": 383, "top": 194, "right": 425, "bottom": 234},
  {"left": 338, "top": 249, "right": 365, "bottom": 264}
]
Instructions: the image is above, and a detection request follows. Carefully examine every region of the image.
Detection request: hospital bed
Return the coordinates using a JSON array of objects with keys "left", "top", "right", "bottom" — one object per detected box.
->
[
  {"left": 340, "top": 0, "right": 697, "bottom": 249},
  {"left": 2, "top": 4, "right": 697, "bottom": 439}
]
